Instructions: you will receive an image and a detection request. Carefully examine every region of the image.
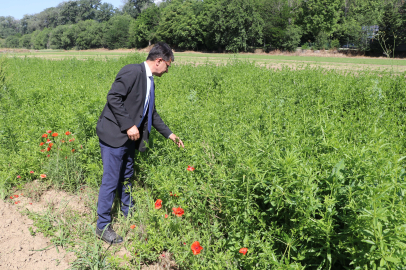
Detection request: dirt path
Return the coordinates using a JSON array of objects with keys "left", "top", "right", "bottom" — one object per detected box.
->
[
  {"left": 0, "top": 196, "right": 74, "bottom": 270},
  {"left": 0, "top": 184, "right": 176, "bottom": 270}
]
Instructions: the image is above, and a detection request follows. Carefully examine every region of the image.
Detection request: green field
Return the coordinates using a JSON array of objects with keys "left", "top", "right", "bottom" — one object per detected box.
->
[
  {"left": 1, "top": 54, "right": 406, "bottom": 269},
  {"left": 3, "top": 49, "right": 406, "bottom": 70}
]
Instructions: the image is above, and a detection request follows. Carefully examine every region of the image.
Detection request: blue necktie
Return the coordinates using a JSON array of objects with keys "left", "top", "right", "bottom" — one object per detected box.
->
[{"left": 147, "top": 76, "right": 155, "bottom": 133}]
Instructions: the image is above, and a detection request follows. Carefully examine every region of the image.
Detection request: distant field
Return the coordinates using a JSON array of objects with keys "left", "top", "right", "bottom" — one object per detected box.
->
[{"left": 2, "top": 48, "right": 406, "bottom": 72}]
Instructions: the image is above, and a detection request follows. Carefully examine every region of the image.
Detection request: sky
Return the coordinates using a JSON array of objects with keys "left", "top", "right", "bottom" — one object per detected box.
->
[{"left": 0, "top": 0, "right": 125, "bottom": 20}]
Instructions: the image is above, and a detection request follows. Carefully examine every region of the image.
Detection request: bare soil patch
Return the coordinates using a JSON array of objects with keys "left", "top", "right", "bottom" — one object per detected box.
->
[
  {"left": 1, "top": 182, "right": 177, "bottom": 270},
  {"left": 0, "top": 194, "right": 74, "bottom": 270}
]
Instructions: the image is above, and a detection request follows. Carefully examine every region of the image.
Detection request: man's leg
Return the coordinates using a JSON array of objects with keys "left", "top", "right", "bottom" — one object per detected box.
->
[
  {"left": 118, "top": 140, "right": 135, "bottom": 217},
  {"left": 97, "top": 140, "right": 127, "bottom": 230}
]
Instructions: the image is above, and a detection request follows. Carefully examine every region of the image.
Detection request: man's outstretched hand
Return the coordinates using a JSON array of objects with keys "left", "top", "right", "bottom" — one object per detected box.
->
[
  {"left": 127, "top": 125, "right": 140, "bottom": 141},
  {"left": 169, "top": 134, "right": 184, "bottom": 148}
]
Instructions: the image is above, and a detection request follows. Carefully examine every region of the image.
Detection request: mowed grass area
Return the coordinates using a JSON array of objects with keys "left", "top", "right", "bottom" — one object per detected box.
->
[{"left": 3, "top": 49, "right": 406, "bottom": 72}]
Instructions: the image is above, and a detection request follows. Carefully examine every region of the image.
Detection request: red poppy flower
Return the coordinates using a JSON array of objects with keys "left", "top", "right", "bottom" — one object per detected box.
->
[
  {"left": 65, "top": 131, "right": 71, "bottom": 135},
  {"left": 30, "top": 171, "right": 34, "bottom": 174},
  {"left": 14, "top": 201, "right": 20, "bottom": 204},
  {"left": 46, "top": 139, "right": 51, "bottom": 143},
  {"left": 40, "top": 174, "right": 46, "bottom": 178},
  {"left": 47, "top": 147, "right": 51, "bottom": 151},
  {"left": 169, "top": 192, "right": 173, "bottom": 196},
  {"left": 14, "top": 195, "right": 19, "bottom": 198},
  {"left": 47, "top": 154, "right": 50, "bottom": 157},
  {"left": 191, "top": 241, "right": 203, "bottom": 255},
  {"left": 239, "top": 247, "right": 248, "bottom": 255},
  {"left": 172, "top": 207, "right": 185, "bottom": 217},
  {"left": 69, "top": 139, "right": 73, "bottom": 142},
  {"left": 42, "top": 134, "right": 48, "bottom": 138},
  {"left": 61, "top": 140, "right": 65, "bottom": 143},
  {"left": 130, "top": 224, "right": 136, "bottom": 229},
  {"left": 52, "top": 132, "right": 58, "bottom": 137},
  {"left": 47, "top": 130, "right": 52, "bottom": 133},
  {"left": 164, "top": 214, "right": 168, "bottom": 218},
  {"left": 9, "top": 196, "right": 13, "bottom": 199},
  {"left": 49, "top": 143, "right": 53, "bottom": 147},
  {"left": 29, "top": 203, "right": 32, "bottom": 205},
  {"left": 155, "top": 199, "right": 162, "bottom": 209},
  {"left": 72, "top": 149, "right": 75, "bottom": 152},
  {"left": 40, "top": 142, "right": 44, "bottom": 146},
  {"left": 17, "top": 175, "right": 21, "bottom": 179},
  {"left": 187, "top": 165, "right": 195, "bottom": 171},
  {"left": 40, "top": 149, "right": 45, "bottom": 152}
]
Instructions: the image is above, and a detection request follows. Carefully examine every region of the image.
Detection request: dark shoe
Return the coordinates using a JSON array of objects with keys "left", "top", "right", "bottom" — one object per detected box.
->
[{"left": 96, "top": 225, "right": 123, "bottom": 245}]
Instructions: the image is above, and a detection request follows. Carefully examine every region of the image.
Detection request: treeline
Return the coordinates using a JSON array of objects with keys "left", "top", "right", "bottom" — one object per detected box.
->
[{"left": 1, "top": 0, "right": 406, "bottom": 54}]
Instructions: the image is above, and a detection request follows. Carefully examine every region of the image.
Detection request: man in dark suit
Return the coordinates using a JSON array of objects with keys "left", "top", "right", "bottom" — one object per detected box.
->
[{"left": 95, "top": 42, "right": 184, "bottom": 244}]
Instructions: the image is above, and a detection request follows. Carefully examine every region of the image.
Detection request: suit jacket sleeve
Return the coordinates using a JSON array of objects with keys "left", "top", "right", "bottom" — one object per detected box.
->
[{"left": 106, "top": 65, "right": 138, "bottom": 132}]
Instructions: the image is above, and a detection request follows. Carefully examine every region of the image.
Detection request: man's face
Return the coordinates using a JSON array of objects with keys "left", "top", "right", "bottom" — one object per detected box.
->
[{"left": 155, "top": 58, "right": 171, "bottom": 77}]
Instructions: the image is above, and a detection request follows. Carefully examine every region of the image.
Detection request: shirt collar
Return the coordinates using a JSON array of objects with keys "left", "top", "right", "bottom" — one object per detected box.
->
[{"left": 144, "top": 61, "right": 152, "bottom": 77}]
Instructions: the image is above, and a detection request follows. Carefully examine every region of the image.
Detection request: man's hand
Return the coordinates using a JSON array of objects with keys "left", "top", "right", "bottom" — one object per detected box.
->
[
  {"left": 169, "top": 134, "right": 184, "bottom": 148},
  {"left": 127, "top": 125, "right": 140, "bottom": 141}
]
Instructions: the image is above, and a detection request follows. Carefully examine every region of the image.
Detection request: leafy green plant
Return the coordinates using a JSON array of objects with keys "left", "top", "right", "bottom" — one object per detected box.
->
[{"left": 2, "top": 55, "right": 406, "bottom": 269}]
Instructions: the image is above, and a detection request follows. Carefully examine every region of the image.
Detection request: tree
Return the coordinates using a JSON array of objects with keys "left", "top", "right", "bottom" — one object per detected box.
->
[
  {"left": 0, "top": 16, "right": 19, "bottom": 39},
  {"left": 19, "top": 34, "right": 32, "bottom": 48},
  {"left": 58, "top": 1, "right": 81, "bottom": 25},
  {"left": 62, "top": 25, "right": 77, "bottom": 49},
  {"left": 5, "top": 35, "right": 20, "bottom": 48},
  {"left": 203, "top": 0, "right": 263, "bottom": 52},
  {"left": 96, "top": 3, "right": 117, "bottom": 22},
  {"left": 128, "top": 4, "right": 161, "bottom": 48},
  {"left": 49, "top": 25, "right": 67, "bottom": 49},
  {"left": 157, "top": 0, "right": 203, "bottom": 50},
  {"left": 122, "top": 0, "right": 154, "bottom": 19},
  {"left": 257, "top": 0, "right": 292, "bottom": 49},
  {"left": 75, "top": 20, "right": 105, "bottom": 49},
  {"left": 103, "top": 15, "right": 133, "bottom": 49},
  {"left": 76, "top": 0, "right": 102, "bottom": 21},
  {"left": 371, "top": 3, "right": 404, "bottom": 57},
  {"left": 31, "top": 28, "right": 51, "bottom": 49},
  {"left": 298, "top": 0, "right": 343, "bottom": 39},
  {"left": 281, "top": 24, "right": 302, "bottom": 51}
]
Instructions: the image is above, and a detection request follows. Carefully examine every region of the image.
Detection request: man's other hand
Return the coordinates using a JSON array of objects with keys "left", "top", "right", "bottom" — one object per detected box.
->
[
  {"left": 127, "top": 126, "right": 140, "bottom": 141},
  {"left": 169, "top": 134, "right": 184, "bottom": 148}
]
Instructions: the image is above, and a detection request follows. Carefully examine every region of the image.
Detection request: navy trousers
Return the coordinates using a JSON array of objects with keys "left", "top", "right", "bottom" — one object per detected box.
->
[{"left": 97, "top": 139, "right": 135, "bottom": 230}]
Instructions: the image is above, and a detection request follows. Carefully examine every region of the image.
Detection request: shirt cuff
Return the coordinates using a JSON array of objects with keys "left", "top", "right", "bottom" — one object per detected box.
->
[{"left": 167, "top": 133, "right": 173, "bottom": 139}]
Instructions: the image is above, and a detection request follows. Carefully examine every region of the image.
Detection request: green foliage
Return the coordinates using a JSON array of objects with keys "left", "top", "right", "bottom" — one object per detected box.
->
[
  {"left": 128, "top": 4, "right": 160, "bottom": 48},
  {"left": 157, "top": 0, "right": 202, "bottom": 50},
  {"left": 281, "top": 25, "right": 302, "bottom": 51},
  {"left": 2, "top": 56, "right": 406, "bottom": 268},
  {"left": 204, "top": 0, "right": 263, "bottom": 52},
  {"left": 370, "top": 3, "right": 405, "bottom": 57},
  {"left": 75, "top": 20, "right": 105, "bottom": 50},
  {"left": 5, "top": 35, "right": 20, "bottom": 48},
  {"left": 19, "top": 34, "right": 32, "bottom": 48},
  {"left": 298, "top": 0, "right": 342, "bottom": 37},
  {"left": 103, "top": 15, "right": 133, "bottom": 49},
  {"left": 314, "top": 31, "right": 330, "bottom": 50},
  {"left": 257, "top": 0, "right": 292, "bottom": 49},
  {"left": 330, "top": 39, "right": 340, "bottom": 49},
  {"left": 122, "top": 0, "right": 154, "bottom": 19}
]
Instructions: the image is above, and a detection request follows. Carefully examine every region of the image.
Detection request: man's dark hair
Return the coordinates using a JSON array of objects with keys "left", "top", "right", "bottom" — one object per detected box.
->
[{"left": 146, "top": 42, "right": 174, "bottom": 62}]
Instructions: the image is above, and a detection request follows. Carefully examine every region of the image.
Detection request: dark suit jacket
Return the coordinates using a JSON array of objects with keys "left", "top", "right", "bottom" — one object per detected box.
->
[{"left": 96, "top": 63, "right": 172, "bottom": 150}]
